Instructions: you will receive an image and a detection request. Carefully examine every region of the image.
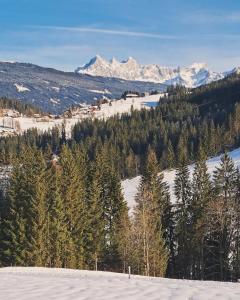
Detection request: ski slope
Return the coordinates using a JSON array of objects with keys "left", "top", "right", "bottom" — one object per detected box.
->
[
  {"left": 122, "top": 148, "right": 240, "bottom": 213},
  {"left": 0, "top": 267, "right": 239, "bottom": 300}
]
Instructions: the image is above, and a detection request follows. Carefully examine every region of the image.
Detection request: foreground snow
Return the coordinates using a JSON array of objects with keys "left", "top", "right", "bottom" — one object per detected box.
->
[
  {"left": 122, "top": 147, "right": 240, "bottom": 213},
  {"left": 0, "top": 267, "right": 239, "bottom": 300}
]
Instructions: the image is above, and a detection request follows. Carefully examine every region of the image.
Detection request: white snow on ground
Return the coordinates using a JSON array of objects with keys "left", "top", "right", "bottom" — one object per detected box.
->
[
  {"left": 14, "top": 83, "right": 30, "bottom": 92},
  {"left": 122, "top": 176, "right": 141, "bottom": 214},
  {"left": 0, "top": 94, "right": 161, "bottom": 138},
  {"left": 122, "top": 148, "right": 240, "bottom": 213},
  {"left": 89, "top": 89, "right": 111, "bottom": 94},
  {"left": 0, "top": 116, "right": 84, "bottom": 139},
  {"left": 0, "top": 267, "right": 239, "bottom": 300},
  {"left": 51, "top": 86, "right": 60, "bottom": 92},
  {"left": 94, "top": 94, "right": 161, "bottom": 119},
  {"left": 50, "top": 98, "right": 60, "bottom": 104}
]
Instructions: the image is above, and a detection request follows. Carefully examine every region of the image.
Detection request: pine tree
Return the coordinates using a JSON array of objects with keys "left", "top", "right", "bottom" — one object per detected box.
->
[
  {"left": 45, "top": 163, "right": 69, "bottom": 268},
  {"left": 231, "top": 168, "right": 240, "bottom": 281},
  {"left": 59, "top": 145, "right": 87, "bottom": 268},
  {"left": 133, "top": 148, "right": 169, "bottom": 277},
  {"left": 191, "top": 148, "right": 212, "bottom": 279},
  {"left": 85, "top": 158, "right": 105, "bottom": 270},
  {"left": 87, "top": 146, "right": 129, "bottom": 271},
  {"left": 0, "top": 163, "right": 26, "bottom": 266},
  {"left": 206, "top": 153, "right": 238, "bottom": 281},
  {"left": 0, "top": 147, "right": 48, "bottom": 266},
  {"left": 165, "top": 140, "right": 175, "bottom": 169},
  {"left": 174, "top": 161, "right": 192, "bottom": 279}
]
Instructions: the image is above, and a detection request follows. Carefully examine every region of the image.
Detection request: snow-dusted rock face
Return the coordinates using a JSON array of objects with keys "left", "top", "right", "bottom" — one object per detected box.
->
[{"left": 76, "top": 56, "right": 236, "bottom": 88}]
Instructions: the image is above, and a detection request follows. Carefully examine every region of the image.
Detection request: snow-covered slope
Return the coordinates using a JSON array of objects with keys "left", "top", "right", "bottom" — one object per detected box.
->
[
  {"left": 0, "top": 94, "right": 161, "bottom": 137},
  {"left": 0, "top": 267, "right": 239, "bottom": 300},
  {"left": 76, "top": 55, "right": 232, "bottom": 88},
  {"left": 122, "top": 148, "right": 240, "bottom": 213}
]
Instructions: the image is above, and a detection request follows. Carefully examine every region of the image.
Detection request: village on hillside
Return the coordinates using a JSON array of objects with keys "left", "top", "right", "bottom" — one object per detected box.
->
[{"left": 0, "top": 92, "right": 163, "bottom": 137}]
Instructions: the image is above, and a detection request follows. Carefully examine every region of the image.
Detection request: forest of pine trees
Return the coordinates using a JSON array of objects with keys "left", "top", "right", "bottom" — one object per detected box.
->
[
  {"left": 0, "top": 144, "right": 128, "bottom": 271},
  {"left": 0, "top": 146, "right": 240, "bottom": 281},
  {"left": 0, "top": 73, "right": 240, "bottom": 281}
]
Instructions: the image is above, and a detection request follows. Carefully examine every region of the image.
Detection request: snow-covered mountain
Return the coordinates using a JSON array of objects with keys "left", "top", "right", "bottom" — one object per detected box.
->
[{"left": 76, "top": 55, "right": 235, "bottom": 88}]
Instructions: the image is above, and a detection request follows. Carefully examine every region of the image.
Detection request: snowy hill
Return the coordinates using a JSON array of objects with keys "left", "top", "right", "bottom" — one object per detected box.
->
[
  {"left": 122, "top": 147, "right": 240, "bottom": 213},
  {"left": 0, "top": 267, "right": 239, "bottom": 300},
  {"left": 0, "top": 94, "right": 161, "bottom": 137},
  {"left": 75, "top": 55, "right": 236, "bottom": 88}
]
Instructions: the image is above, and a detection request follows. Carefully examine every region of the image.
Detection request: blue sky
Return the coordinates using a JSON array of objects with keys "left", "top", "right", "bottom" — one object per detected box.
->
[{"left": 0, "top": 0, "right": 240, "bottom": 71}]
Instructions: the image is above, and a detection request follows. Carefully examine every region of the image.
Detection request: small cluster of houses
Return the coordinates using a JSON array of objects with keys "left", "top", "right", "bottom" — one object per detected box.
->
[
  {"left": 62, "top": 100, "right": 109, "bottom": 119},
  {"left": 32, "top": 113, "right": 57, "bottom": 122},
  {"left": 61, "top": 91, "right": 153, "bottom": 119}
]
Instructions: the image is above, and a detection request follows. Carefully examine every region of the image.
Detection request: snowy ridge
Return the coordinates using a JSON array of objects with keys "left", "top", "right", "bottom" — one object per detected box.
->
[
  {"left": 76, "top": 55, "right": 237, "bottom": 88},
  {"left": 0, "top": 267, "right": 239, "bottom": 300}
]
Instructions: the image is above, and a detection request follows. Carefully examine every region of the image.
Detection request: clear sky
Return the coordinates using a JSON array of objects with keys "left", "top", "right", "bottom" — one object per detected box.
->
[{"left": 0, "top": 0, "right": 240, "bottom": 71}]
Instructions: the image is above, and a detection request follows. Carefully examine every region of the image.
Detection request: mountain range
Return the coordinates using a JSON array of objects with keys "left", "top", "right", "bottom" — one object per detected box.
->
[
  {"left": 0, "top": 57, "right": 239, "bottom": 114},
  {"left": 76, "top": 55, "right": 238, "bottom": 88}
]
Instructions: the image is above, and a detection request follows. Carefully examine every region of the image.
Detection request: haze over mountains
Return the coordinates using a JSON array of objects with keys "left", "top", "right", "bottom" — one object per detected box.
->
[{"left": 76, "top": 55, "right": 239, "bottom": 88}]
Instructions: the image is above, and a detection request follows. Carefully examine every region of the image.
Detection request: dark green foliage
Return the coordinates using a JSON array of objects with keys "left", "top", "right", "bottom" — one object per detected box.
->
[
  {"left": 0, "top": 143, "right": 128, "bottom": 272},
  {"left": 0, "top": 97, "right": 42, "bottom": 116},
  {"left": 174, "top": 162, "right": 192, "bottom": 279},
  {"left": 0, "top": 147, "right": 47, "bottom": 266},
  {"left": 70, "top": 73, "right": 240, "bottom": 178},
  {"left": 132, "top": 149, "right": 170, "bottom": 277},
  {"left": 0, "top": 74, "right": 240, "bottom": 280}
]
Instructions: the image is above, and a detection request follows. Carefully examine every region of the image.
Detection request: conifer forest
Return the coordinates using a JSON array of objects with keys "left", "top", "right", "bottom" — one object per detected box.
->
[{"left": 1, "top": 73, "right": 240, "bottom": 281}]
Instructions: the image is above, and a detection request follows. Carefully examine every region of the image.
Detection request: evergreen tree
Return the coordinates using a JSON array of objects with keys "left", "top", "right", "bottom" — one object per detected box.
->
[
  {"left": 191, "top": 148, "right": 212, "bottom": 279},
  {"left": 165, "top": 140, "right": 175, "bottom": 169},
  {"left": 59, "top": 144, "right": 87, "bottom": 268},
  {"left": 0, "top": 147, "right": 48, "bottom": 266},
  {"left": 85, "top": 158, "right": 105, "bottom": 270},
  {"left": 205, "top": 153, "right": 238, "bottom": 281},
  {"left": 84, "top": 146, "right": 128, "bottom": 271},
  {"left": 174, "top": 161, "right": 192, "bottom": 278},
  {"left": 231, "top": 168, "right": 240, "bottom": 280},
  {"left": 133, "top": 148, "right": 169, "bottom": 277},
  {"left": 45, "top": 162, "right": 69, "bottom": 268}
]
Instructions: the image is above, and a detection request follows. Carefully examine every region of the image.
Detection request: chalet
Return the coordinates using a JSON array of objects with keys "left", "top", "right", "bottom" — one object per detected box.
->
[{"left": 125, "top": 93, "right": 140, "bottom": 98}]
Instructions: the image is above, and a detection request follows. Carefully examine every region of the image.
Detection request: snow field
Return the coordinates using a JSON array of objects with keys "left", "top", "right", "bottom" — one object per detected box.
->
[
  {"left": 0, "top": 267, "right": 239, "bottom": 300},
  {"left": 94, "top": 94, "right": 161, "bottom": 119},
  {"left": 0, "top": 94, "right": 161, "bottom": 138}
]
